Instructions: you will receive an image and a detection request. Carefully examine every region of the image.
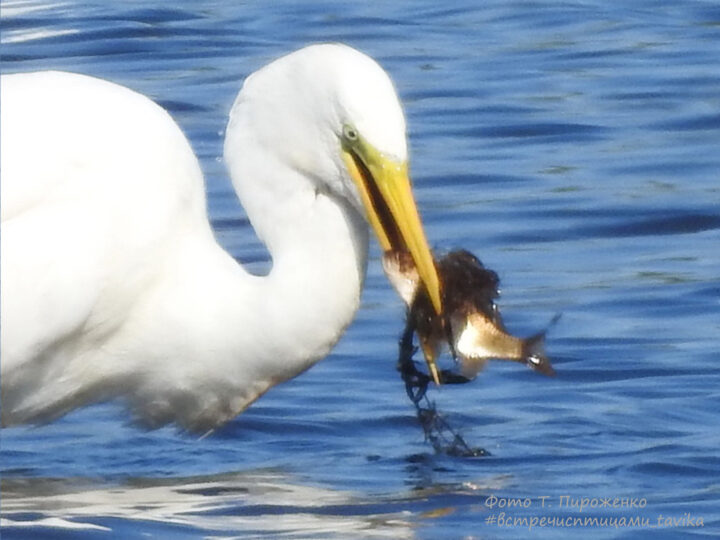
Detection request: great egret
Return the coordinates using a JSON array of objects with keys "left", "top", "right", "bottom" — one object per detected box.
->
[{"left": 0, "top": 44, "right": 442, "bottom": 432}]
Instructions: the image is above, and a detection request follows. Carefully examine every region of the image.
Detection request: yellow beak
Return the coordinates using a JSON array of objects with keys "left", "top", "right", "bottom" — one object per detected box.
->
[{"left": 342, "top": 143, "right": 442, "bottom": 316}]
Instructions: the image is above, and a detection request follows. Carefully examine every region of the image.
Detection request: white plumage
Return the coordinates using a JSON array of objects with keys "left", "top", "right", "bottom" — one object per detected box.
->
[{"left": 0, "top": 44, "right": 441, "bottom": 431}]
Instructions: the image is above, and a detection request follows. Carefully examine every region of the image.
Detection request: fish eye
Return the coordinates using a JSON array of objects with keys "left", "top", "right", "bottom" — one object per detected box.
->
[{"left": 343, "top": 125, "right": 359, "bottom": 142}]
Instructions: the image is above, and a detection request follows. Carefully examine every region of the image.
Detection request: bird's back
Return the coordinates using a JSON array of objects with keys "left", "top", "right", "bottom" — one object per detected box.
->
[
  {"left": 0, "top": 71, "right": 210, "bottom": 425},
  {"left": 1, "top": 71, "right": 207, "bottom": 222}
]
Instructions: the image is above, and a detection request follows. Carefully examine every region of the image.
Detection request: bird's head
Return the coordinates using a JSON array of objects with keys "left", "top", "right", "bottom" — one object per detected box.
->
[{"left": 227, "top": 43, "right": 442, "bottom": 314}]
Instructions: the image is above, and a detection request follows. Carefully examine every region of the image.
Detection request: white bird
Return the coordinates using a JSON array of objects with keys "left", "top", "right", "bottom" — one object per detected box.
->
[{"left": 0, "top": 44, "right": 442, "bottom": 432}]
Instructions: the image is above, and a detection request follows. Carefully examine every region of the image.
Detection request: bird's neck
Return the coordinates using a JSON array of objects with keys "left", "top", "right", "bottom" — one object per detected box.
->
[
  {"left": 237, "top": 155, "right": 369, "bottom": 377},
  {"left": 172, "top": 150, "right": 368, "bottom": 428}
]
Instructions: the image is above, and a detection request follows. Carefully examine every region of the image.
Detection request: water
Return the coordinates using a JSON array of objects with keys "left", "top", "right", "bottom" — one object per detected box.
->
[{"left": 1, "top": 0, "right": 719, "bottom": 538}]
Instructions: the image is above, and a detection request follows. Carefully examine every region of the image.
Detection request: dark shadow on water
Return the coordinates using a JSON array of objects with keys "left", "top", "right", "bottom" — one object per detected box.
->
[{"left": 396, "top": 321, "right": 491, "bottom": 459}]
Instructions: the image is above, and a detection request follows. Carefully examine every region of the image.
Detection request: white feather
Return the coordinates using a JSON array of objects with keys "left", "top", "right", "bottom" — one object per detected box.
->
[{"left": 0, "top": 44, "right": 407, "bottom": 431}]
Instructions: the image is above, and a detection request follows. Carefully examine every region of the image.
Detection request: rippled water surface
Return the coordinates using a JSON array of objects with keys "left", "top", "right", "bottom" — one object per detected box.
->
[{"left": 2, "top": 1, "right": 719, "bottom": 538}]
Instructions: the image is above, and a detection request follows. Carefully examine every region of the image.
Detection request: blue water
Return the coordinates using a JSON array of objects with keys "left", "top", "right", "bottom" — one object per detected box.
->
[{"left": 2, "top": 0, "right": 719, "bottom": 538}]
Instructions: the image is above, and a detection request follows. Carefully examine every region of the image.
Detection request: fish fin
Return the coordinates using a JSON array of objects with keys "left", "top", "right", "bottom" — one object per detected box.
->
[{"left": 458, "top": 357, "right": 487, "bottom": 380}]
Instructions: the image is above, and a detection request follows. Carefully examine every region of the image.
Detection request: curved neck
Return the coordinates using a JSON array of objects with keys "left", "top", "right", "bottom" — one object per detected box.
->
[
  {"left": 242, "top": 160, "right": 369, "bottom": 373},
  {"left": 219, "top": 141, "right": 369, "bottom": 389}
]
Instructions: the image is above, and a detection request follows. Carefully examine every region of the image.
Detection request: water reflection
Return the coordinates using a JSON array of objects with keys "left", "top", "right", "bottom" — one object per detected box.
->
[
  {"left": 2, "top": 471, "right": 414, "bottom": 538},
  {"left": 1, "top": 469, "right": 514, "bottom": 538}
]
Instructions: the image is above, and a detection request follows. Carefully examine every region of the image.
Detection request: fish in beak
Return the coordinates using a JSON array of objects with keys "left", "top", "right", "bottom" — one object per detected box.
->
[
  {"left": 451, "top": 312, "right": 556, "bottom": 379},
  {"left": 383, "top": 249, "right": 556, "bottom": 380},
  {"left": 341, "top": 129, "right": 442, "bottom": 316}
]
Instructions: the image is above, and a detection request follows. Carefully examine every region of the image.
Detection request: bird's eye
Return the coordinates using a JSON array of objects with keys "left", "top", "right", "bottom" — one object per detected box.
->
[{"left": 343, "top": 125, "right": 359, "bottom": 142}]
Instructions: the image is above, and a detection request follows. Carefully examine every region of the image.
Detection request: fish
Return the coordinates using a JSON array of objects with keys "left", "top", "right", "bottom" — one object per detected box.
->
[{"left": 383, "top": 249, "right": 556, "bottom": 382}]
